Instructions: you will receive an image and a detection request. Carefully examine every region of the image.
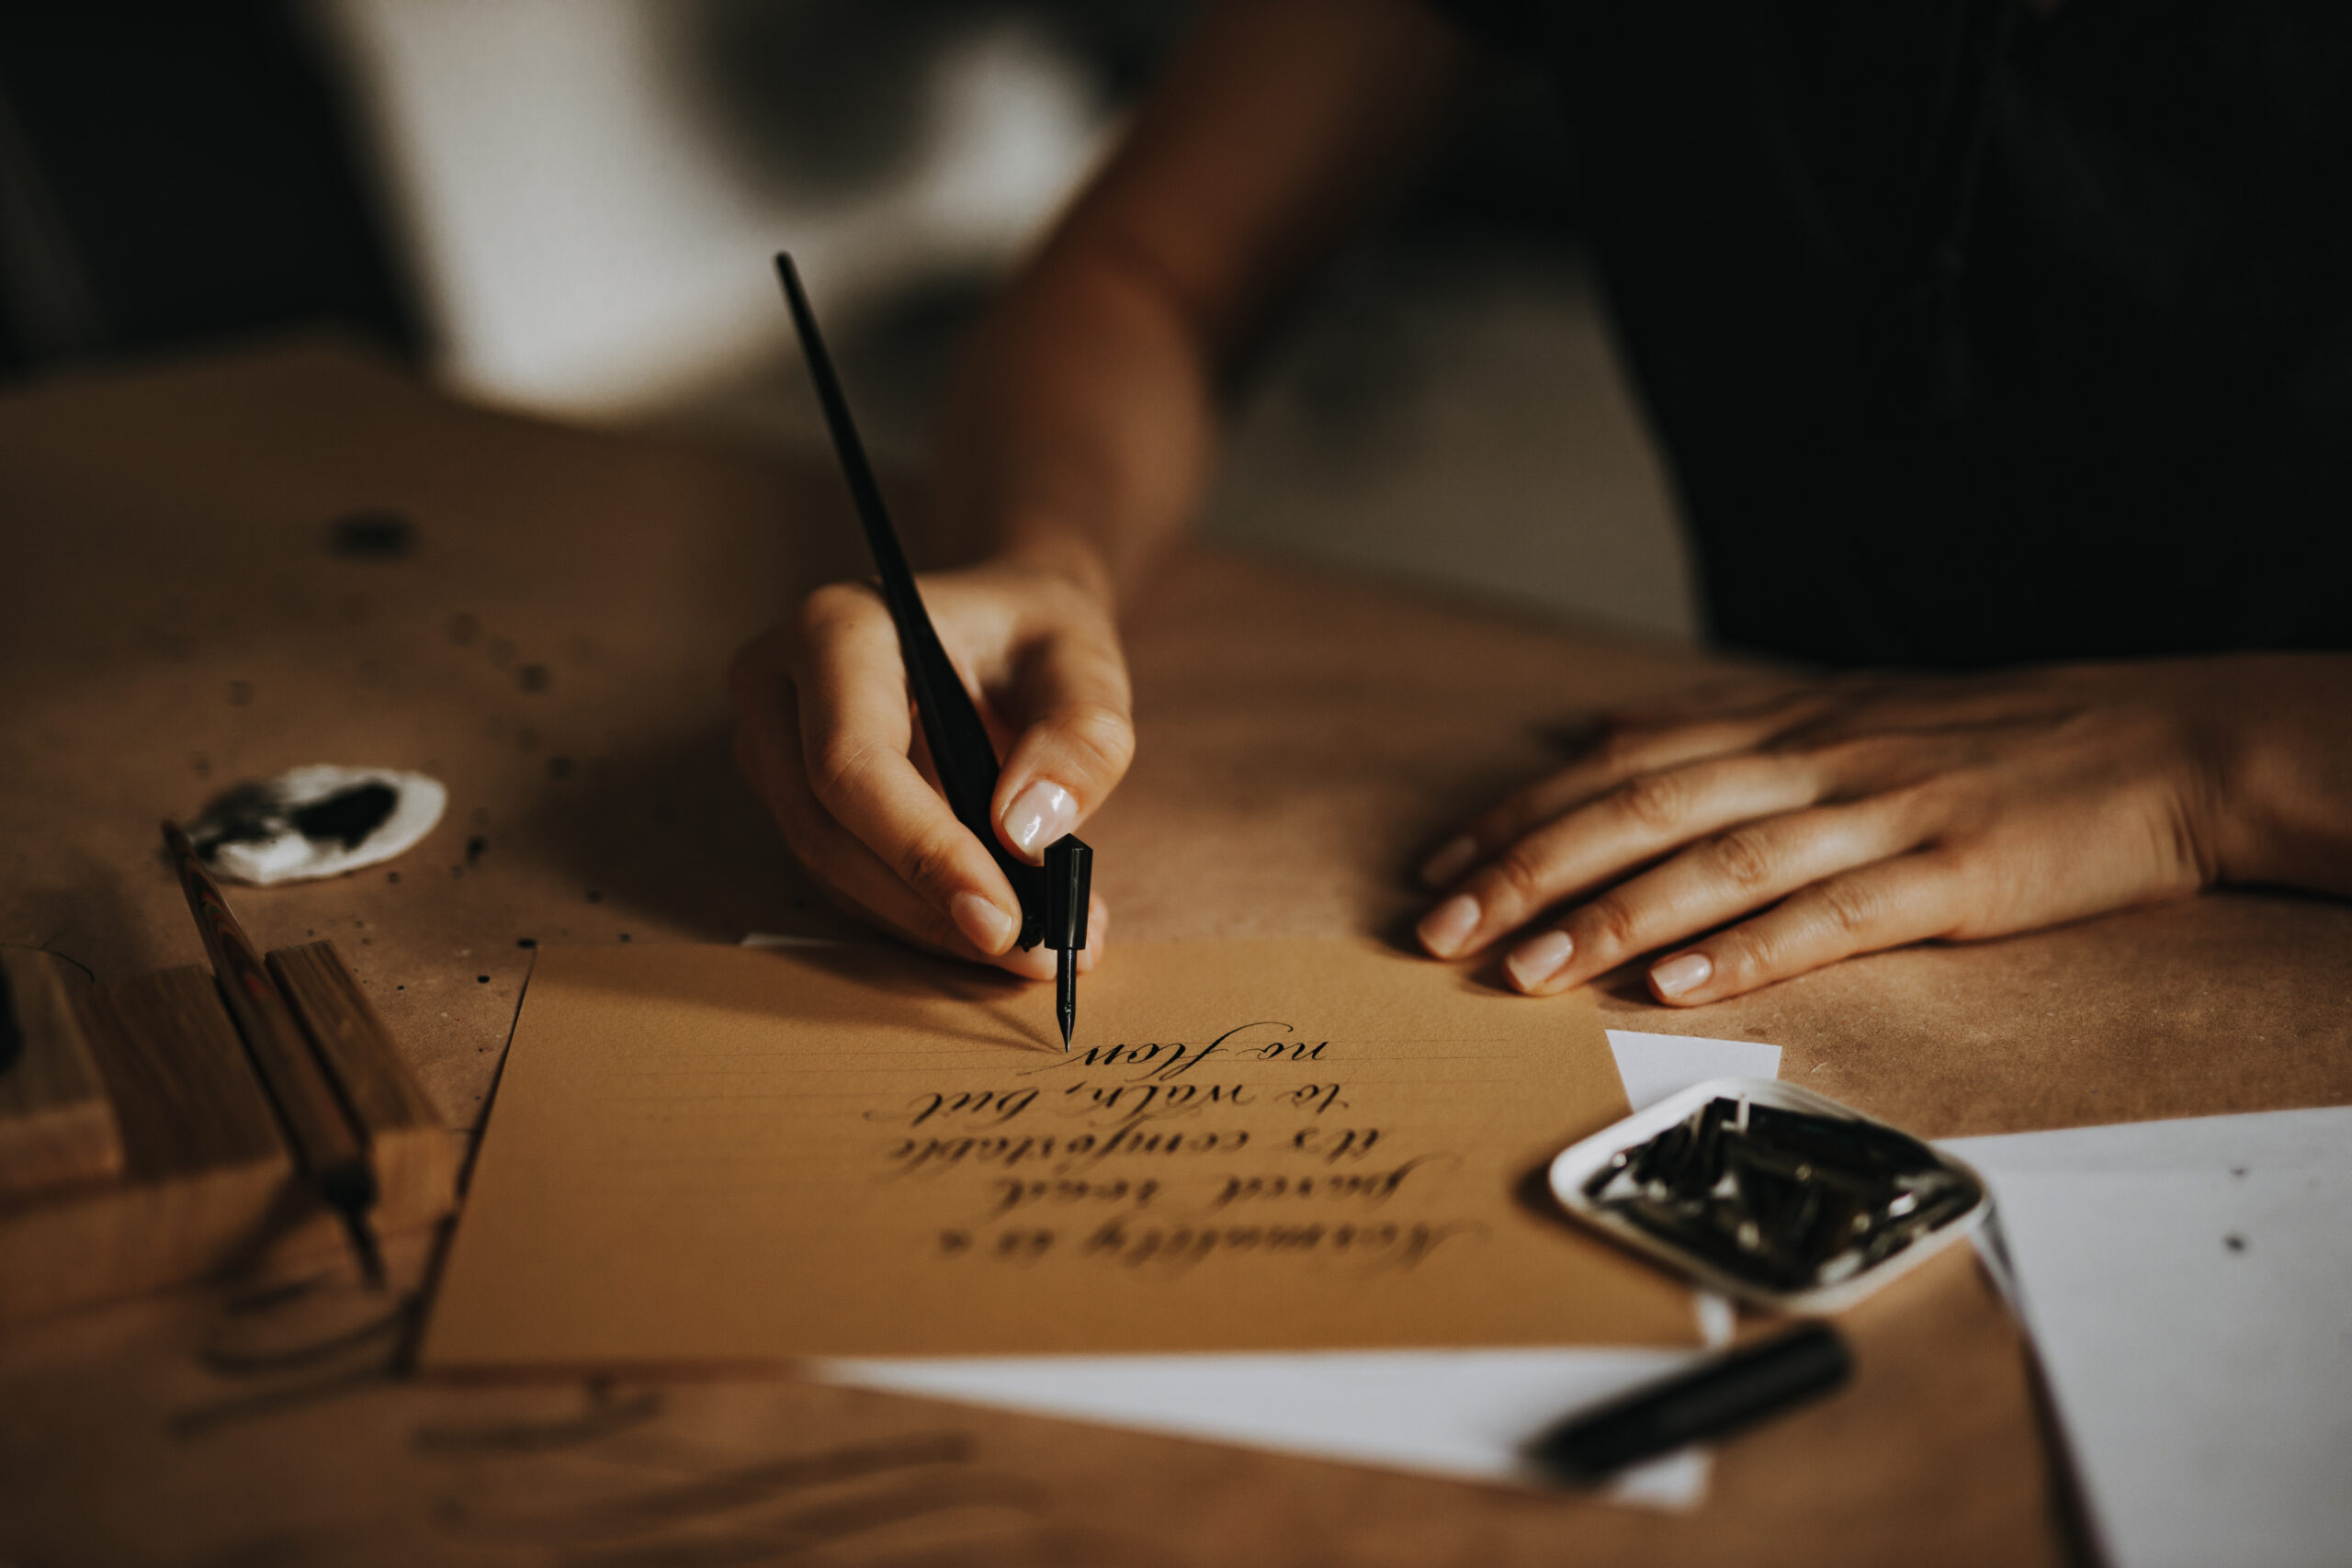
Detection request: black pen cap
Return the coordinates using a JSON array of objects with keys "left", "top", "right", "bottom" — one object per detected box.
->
[
  {"left": 1043, "top": 835, "right": 1091, "bottom": 952},
  {"left": 1527, "top": 1321, "right": 1852, "bottom": 1482}
]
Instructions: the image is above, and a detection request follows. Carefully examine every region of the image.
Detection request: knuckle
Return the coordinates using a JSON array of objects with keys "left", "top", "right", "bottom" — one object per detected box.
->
[
  {"left": 1580, "top": 892, "right": 1644, "bottom": 955},
  {"left": 1486, "top": 845, "right": 1553, "bottom": 914},
  {"left": 1061, "top": 701, "right": 1136, "bottom": 779},
  {"left": 792, "top": 581, "right": 876, "bottom": 649},
  {"left": 806, "top": 731, "right": 881, "bottom": 815},
  {"left": 1815, "top": 876, "right": 1881, "bottom": 938},
  {"left": 896, "top": 829, "right": 966, "bottom": 903},
  {"left": 1710, "top": 828, "right": 1778, "bottom": 892},
  {"left": 1709, "top": 926, "right": 1772, "bottom": 986},
  {"left": 1616, "top": 770, "right": 1687, "bottom": 833}
]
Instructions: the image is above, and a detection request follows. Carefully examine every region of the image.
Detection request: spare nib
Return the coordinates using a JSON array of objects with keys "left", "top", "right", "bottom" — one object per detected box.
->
[{"left": 1043, "top": 835, "right": 1091, "bottom": 1053}]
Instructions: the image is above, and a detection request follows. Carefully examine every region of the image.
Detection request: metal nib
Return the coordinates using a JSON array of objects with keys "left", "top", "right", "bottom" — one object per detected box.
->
[{"left": 1057, "top": 948, "right": 1074, "bottom": 1052}]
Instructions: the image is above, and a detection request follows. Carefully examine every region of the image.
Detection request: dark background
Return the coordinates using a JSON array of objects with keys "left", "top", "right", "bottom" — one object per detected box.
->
[{"left": 0, "top": 0, "right": 1580, "bottom": 383}]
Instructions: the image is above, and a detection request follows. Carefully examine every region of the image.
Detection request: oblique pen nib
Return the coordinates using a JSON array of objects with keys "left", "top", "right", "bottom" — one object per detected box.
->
[{"left": 1057, "top": 948, "right": 1075, "bottom": 1052}]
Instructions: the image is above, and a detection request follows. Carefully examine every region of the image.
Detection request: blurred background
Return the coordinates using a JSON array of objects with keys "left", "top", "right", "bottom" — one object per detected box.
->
[{"left": 0, "top": 0, "right": 1694, "bottom": 642}]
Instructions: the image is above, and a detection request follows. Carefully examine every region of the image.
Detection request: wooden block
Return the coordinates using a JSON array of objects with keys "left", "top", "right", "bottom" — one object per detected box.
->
[
  {"left": 0, "top": 951, "right": 460, "bottom": 1326},
  {"left": 0, "top": 948, "right": 125, "bottom": 1200},
  {"left": 75, "top": 965, "right": 284, "bottom": 1179},
  {"left": 0, "top": 966, "right": 292, "bottom": 1324},
  {"left": 267, "top": 941, "right": 459, "bottom": 1225}
]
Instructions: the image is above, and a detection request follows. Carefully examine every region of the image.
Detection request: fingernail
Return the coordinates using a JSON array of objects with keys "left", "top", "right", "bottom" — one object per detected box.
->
[
  {"left": 1418, "top": 893, "right": 1480, "bottom": 958},
  {"left": 1506, "top": 931, "right": 1575, "bottom": 992},
  {"left": 1650, "top": 951, "right": 1713, "bottom": 999},
  {"left": 1002, "top": 779, "right": 1078, "bottom": 859},
  {"left": 1420, "top": 835, "right": 1478, "bottom": 887},
  {"left": 1001, "top": 943, "right": 1057, "bottom": 981},
  {"left": 951, "top": 892, "right": 1016, "bottom": 954}
]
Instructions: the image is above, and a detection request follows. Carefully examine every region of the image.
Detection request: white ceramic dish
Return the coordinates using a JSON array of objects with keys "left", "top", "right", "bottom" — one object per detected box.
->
[{"left": 1548, "top": 1077, "right": 1989, "bottom": 1313}]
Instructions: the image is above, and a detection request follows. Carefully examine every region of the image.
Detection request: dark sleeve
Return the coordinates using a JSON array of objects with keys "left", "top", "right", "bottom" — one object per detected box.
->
[{"left": 1420, "top": 0, "right": 1544, "bottom": 51}]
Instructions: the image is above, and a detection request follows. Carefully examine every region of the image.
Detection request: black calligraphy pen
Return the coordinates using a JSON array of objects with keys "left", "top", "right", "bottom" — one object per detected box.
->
[{"left": 775, "top": 253, "right": 1092, "bottom": 1048}]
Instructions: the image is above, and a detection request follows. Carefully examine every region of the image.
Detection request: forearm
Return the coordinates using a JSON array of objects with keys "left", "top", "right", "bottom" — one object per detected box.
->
[
  {"left": 927, "top": 0, "right": 1480, "bottom": 607},
  {"left": 931, "top": 243, "right": 1217, "bottom": 605},
  {"left": 2207, "top": 653, "right": 2352, "bottom": 897}
]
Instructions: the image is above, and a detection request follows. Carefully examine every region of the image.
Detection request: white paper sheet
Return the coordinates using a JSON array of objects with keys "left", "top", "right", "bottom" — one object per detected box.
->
[
  {"left": 808, "top": 1022, "right": 1785, "bottom": 1507},
  {"left": 824, "top": 1348, "right": 1710, "bottom": 1503},
  {"left": 1606, "top": 1030, "right": 1784, "bottom": 1111},
  {"left": 1944, "top": 1108, "right": 2352, "bottom": 1568}
]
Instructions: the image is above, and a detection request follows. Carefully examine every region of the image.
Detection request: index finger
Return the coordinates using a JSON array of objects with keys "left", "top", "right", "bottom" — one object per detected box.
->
[{"left": 788, "top": 583, "right": 1024, "bottom": 951}]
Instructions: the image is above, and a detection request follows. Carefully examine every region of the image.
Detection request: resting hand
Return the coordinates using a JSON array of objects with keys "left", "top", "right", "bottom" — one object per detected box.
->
[
  {"left": 1415, "top": 655, "right": 2352, "bottom": 1004},
  {"left": 730, "top": 558, "right": 1129, "bottom": 977}
]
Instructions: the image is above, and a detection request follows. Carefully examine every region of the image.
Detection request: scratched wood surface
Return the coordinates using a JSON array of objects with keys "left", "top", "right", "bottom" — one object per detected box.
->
[{"left": 1, "top": 338, "right": 2346, "bottom": 1564}]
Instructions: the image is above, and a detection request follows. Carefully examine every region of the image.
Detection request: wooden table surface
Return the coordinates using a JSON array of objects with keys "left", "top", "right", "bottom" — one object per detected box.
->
[{"left": 3, "top": 340, "right": 2346, "bottom": 1567}]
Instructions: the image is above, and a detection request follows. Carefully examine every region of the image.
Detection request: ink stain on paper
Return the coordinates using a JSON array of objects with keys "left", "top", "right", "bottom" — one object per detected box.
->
[{"left": 186, "top": 765, "right": 448, "bottom": 886}]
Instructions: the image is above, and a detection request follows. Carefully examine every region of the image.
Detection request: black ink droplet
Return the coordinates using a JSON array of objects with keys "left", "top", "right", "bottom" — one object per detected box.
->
[
  {"left": 387, "top": 871, "right": 401, "bottom": 884},
  {"left": 585, "top": 889, "right": 603, "bottom": 903},
  {"left": 477, "top": 975, "right": 490, "bottom": 984},
  {"left": 516, "top": 937, "right": 537, "bottom": 948},
  {"left": 289, "top": 783, "right": 399, "bottom": 851},
  {"left": 2224, "top": 1234, "right": 2246, "bottom": 1253},
  {"left": 516, "top": 664, "right": 550, "bottom": 694},
  {"left": 617, "top": 933, "right": 631, "bottom": 942},
  {"left": 325, "top": 511, "right": 416, "bottom": 560},
  {"left": 465, "top": 835, "right": 487, "bottom": 866}
]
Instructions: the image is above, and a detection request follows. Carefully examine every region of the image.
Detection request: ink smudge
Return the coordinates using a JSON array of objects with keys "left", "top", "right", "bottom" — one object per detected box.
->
[
  {"left": 325, "top": 511, "right": 416, "bottom": 560},
  {"left": 289, "top": 784, "right": 398, "bottom": 850},
  {"left": 185, "top": 766, "right": 447, "bottom": 886}
]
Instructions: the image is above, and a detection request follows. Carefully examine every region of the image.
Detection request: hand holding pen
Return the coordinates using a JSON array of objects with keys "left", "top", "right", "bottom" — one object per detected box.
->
[{"left": 731, "top": 259, "right": 1114, "bottom": 1024}]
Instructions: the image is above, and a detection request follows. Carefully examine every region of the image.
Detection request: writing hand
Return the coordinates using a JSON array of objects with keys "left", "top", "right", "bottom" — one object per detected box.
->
[
  {"left": 730, "top": 558, "right": 1127, "bottom": 977},
  {"left": 1414, "top": 655, "right": 2352, "bottom": 1004}
]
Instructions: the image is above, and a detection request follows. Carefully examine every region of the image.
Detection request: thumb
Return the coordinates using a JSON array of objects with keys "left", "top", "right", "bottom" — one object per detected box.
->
[{"left": 990, "top": 626, "right": 1136, "bottom": 863}]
